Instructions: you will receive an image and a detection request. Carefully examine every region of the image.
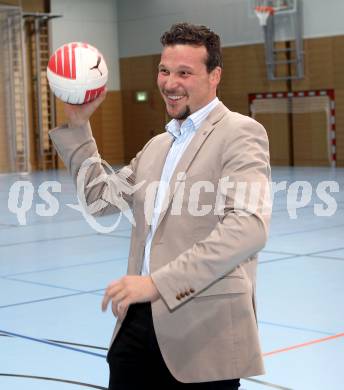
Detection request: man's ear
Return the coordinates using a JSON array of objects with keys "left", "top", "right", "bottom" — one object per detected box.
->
[{"left": 210, "top": 66, "right": 222, "bottom": 87}]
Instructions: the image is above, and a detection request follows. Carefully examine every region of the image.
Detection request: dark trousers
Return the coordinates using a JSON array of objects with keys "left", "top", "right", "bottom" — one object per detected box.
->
[{"left": 107, "top": 302, "right": 240, "bottom": 389}]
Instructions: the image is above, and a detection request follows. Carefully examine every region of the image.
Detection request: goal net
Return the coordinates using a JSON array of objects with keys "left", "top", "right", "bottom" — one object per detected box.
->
[{"left": 249, "top": 90, "right": 336, "bottom": 166}]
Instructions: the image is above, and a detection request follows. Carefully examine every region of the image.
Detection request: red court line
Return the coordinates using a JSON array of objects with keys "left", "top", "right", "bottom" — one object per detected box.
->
[{"left": 264, "top": 332, "right": 344, "bottom": 357}]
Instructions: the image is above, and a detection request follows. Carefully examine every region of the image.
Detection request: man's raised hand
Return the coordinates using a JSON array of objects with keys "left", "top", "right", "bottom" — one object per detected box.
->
[{"left": 64, "top": 88, "right": 107, "bottom": 128}]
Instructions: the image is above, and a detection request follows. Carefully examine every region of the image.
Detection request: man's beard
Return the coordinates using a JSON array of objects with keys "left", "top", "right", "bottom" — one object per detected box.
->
[{"left": 169, "top": 105, "right": 191, "bottom": 120}]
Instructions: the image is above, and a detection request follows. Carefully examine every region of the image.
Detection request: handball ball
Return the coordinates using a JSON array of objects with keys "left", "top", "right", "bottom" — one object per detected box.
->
[{"left": 47, "top": 42, "right": 108, "bottom": 104}]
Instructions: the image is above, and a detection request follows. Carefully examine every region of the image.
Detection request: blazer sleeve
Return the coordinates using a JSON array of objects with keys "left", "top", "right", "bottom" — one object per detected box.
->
[
  {"left": 49, "top": 122, "right": 147, "bottom": 216},
  {"left": 151, "top": 116, "right": 272, "bottom": 311}
]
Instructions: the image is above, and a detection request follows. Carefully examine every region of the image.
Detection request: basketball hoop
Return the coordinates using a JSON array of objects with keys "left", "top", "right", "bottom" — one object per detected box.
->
[{"left": 255, "top": 6, "right": 275, "bottom": 26}]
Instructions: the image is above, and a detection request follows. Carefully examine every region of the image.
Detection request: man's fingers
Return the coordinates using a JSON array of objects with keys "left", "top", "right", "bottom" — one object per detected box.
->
[
  {"left": 117, "top": 300, "right": 130, "bottom": 321},
  {"left": 88, "top": 89, "right": 107, "bottom": 110},
  {"left": 101, "top": 280, "right": 126, "bottom": 312},
  {"left": 109, "top": 289, "right": 128, "bottom": 314},
  {"left": 101, "top": 294, "right": 111, "bottom": 312},
  {"left": 64, "top": 88, "right": 107, "bottom": 128},
  {"left": 105, "top": 282, "right": 122, "bottom": 300},
  {"left": 111, "top": 296, "right": 130, "bottom": 319},
  {"left": 86, "top": 87, "right": 107, "bottom": 111},
  {"left": 101, "top": 284, "right": 117, "bottom": 311},
  {"left": 111, "top": 300, "right": 118, "bottom": 317},
  {"left": 98, "top": 87, "right": 107, "bottom": 101}
]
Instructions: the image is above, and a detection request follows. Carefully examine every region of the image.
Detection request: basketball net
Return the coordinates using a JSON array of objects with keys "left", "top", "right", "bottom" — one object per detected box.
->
[{"left": 255, "top": 6, "right": 275, "bottom": 26}]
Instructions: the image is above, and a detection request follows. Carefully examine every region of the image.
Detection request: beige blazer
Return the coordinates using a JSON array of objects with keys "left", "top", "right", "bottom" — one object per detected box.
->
[{"left": 49, "top": 102, "right": 271, "bottom": 383}]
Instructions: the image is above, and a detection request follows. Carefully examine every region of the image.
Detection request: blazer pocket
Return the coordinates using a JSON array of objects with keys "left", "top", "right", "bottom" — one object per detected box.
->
[{"left": 195, "top": 276, "right": 249, "bottom": 298}]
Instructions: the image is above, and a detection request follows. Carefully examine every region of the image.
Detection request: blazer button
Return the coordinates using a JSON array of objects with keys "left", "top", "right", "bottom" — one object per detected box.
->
[
  {"left": 185, "top": 291, "right": 190, "bottom": 296},
  {"left": 176, "top": 294, "right": 181, "bottom": 300},
  {"left": 180, "top": 292, "right": 186, "bottom": 298},
  {"left": 189, "top": 288, "right": 195, "bottom": 294}
]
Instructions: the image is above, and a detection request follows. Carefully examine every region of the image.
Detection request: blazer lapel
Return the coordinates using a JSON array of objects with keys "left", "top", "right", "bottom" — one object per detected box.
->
[
  {"left": 155, "top": 102, "right": 229, "bottom": 228},
  {"left": 141, "top": 133, "right": 174, "bottom": 237},
  {"left": 145, "top": 132, "right": 174, "bottom": 183}
]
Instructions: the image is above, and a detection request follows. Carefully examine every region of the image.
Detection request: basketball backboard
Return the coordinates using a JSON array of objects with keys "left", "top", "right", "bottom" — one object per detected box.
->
[{"left": 248, "top": 0, "right": 297, "bottom": 18}]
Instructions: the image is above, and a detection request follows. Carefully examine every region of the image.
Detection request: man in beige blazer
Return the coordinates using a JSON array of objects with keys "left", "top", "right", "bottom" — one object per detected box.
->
[{"left": 50, "top": 23, "right": 271, "bottom": 389}]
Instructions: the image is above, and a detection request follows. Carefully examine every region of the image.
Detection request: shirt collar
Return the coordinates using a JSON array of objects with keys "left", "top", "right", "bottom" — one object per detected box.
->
[{"left": 166, "top": 97, "right": 219, "bottom": 139}]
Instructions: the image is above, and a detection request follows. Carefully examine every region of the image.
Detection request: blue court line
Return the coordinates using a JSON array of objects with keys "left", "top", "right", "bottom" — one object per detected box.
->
[
  {"left": 0, "top": 229, "right": 130, "bottom": 248},
  {"left": 271, "top": 223, "right": 344, "bottom": 237},
  {"left": 0, "top": 215, "right": 131, "bottom": 230},
  {"left": 308, "top": 246, "right": 344, "bottom": 256},
  {"left": 102, "top": 233, "right": 131, "bottom": 240},
  {"left": 101, "top": 231, "right": 131, "bottom": 236},
  {"left": 2, "top": 275, "right": 106, "bottom": 298},
  {"left": 261, "top": 249, "right": 298, "bottom": 256},
  {"left": 0, "top": 233, "right": 98, "bottom": 248},
  {"left": 243, "top": 377, "right": 293, "bottom": 390},
  {"left": 0, "top": 216, "right": 84, "bottom": 228},
  {"left": 0, "top": 374, "right": 107, "bottom": 390},
  {"left": 0, "top": 333, "right": 107, "bottom": 351},
  {"left": 259, "top": 320, "right": 335, "bottom": 336},
  {"left": 0, "top": 329, "right": 107, "bottom": 358},
  {"left": 0, "top": 227, "right": 132, "bottom": 248},
  {"left": 271, "top": 204, "right": 315, "bottom": 213},
  {"left": 271, "top": 204, "right": 343, "bottom": 215},
  {"left": 261, "top": 249, "right": 344, "bottom": 263},
  {"left": 310, "top": 254, "right": 344, "bottom": 262},
  {"left": 0, "top": 288, "right": 104, "bottom": 309},
  {"left": 2, "top": 256, "right": 127, "bottom": 278},
  {"left": 259, "top": 255, "right": 300, "bottom": 265},
  {"left": 2, "top": 276, "right": 89, "bottom": 294},
  {"left": 90, "top": 291, "right": 105, "bottom": 296},
  {"left": 101, "top": 229, "right": 131, "bottom": 237},
  {"left": 0, "top": 223, "right": 17, "bottom": 228},
  {"left": 260, "top": 253, "right": 344, "bottom": 264}
]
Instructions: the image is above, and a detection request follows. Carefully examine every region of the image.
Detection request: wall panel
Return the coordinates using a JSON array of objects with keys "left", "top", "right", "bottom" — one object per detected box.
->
[
  {"left": 255, "top": 113, "right": 290, "bottom": 166},
  {"left": 293, "top": 111, "right": 330, "bottom": 166},
  {"left": 55, "top": 90, "right": 124, "bottom": 169},
  {"left": 292, "top": 37, "right": 334, "bottom": 91},
  {"left": 120, "top": 55, "right": 165, "bottom": 163}
]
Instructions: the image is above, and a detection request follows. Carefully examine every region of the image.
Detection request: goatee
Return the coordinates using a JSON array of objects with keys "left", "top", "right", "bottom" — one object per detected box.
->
[{"left": 169, "top": 105, "right": 191, "bottom": 120}]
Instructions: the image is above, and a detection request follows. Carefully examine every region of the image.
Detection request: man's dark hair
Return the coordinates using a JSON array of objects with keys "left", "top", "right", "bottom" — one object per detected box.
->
[{"left": 160, "top": 22, "right": 223, "bottom": 72}]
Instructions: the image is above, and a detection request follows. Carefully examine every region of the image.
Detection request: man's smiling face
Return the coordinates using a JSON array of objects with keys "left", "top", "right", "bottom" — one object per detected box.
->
[{"left": 157, "top": 44, "right": 221, "bottom": 121}]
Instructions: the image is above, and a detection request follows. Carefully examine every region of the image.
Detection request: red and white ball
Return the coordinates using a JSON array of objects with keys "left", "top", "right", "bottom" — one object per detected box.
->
[{"left": 47, "top": 42, "right": 108, "bottom": 104}]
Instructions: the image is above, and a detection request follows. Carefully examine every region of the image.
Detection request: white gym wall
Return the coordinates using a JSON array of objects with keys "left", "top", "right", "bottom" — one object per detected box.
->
[
  {"left": 117, "top": 0, "right": 344, "bottom": 58},
  {"left": 50, "top": 0, "right": 120, "bottom": 90},
  {"left": 48, "top": 0, "right": 344, "bottom": 88}
]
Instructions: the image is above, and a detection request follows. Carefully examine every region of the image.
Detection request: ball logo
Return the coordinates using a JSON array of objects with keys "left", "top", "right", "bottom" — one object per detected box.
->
[
  {"left": 90, "top": 56, "right": 103, "bottom": 76},
  {"left": 47, "top": 42, "right": 108, "bottom": 104}
]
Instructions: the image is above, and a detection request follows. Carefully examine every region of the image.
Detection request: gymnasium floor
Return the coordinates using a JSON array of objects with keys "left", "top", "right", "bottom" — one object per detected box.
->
[{"left": 0, "top": 166, "right": 343, "bottom": 390}]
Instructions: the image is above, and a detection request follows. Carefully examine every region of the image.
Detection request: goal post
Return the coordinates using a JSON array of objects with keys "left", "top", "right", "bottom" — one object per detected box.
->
[{"left": 249, "top": 90, "right": 336, "bottom": 167}]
